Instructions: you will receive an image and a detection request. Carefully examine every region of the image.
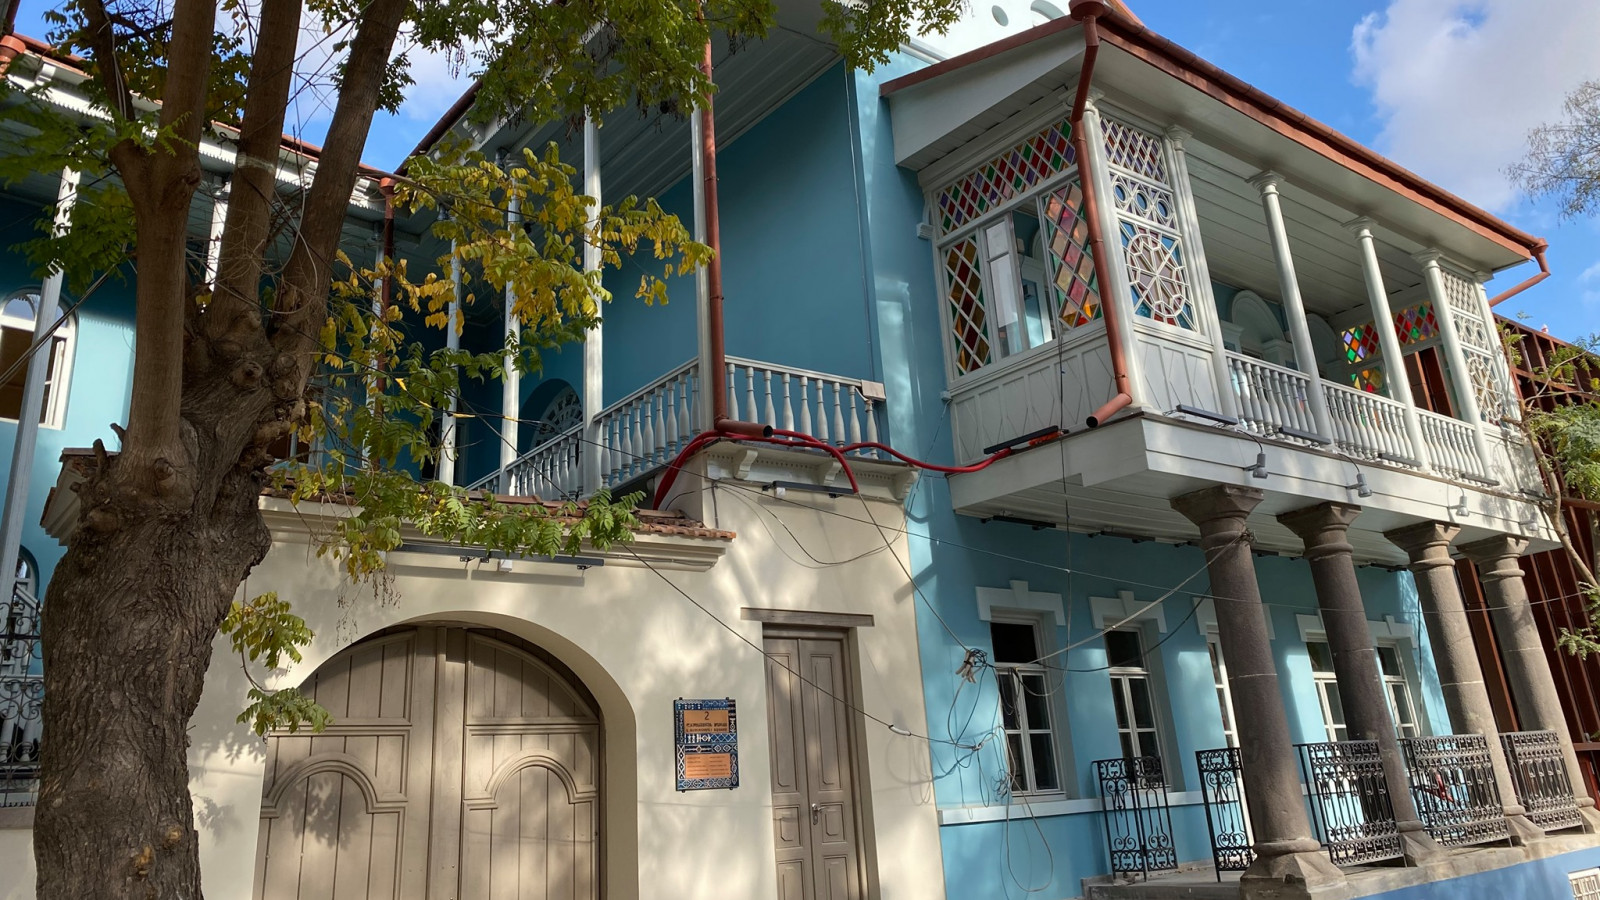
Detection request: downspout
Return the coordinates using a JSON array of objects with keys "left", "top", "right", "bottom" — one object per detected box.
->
[
  {"left": 697, "top": 28, "right": 768, "bottom": 438},
  {"left": 1487, "top": 244, "right": 1550, "bottom": 307},
  {"left": 1069, "top": 1, "right": 1132, "bottom": 428}
]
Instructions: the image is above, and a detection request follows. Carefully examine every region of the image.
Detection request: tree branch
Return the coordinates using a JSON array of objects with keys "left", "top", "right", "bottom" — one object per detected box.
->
[
  {"left": 205, "top": 0, "right": 305, "bottom": 350},
  {"left": 273, "top": 0, "right": 407, "bottom": 361},
  {"left": 76, "top": 0, "right": 135, "bottom": 123}
]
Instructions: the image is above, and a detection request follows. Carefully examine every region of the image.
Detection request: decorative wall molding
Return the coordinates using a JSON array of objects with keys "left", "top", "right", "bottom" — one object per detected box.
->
[
  {"left": 1295, "top": 612, "right": 1415, "bottom": 644},
  {"left": 976, "top": 580, "right": 1065, "bottom": 626},
  {"left": 1090, "top": 589, "right": 1166, "bottom": 634}
]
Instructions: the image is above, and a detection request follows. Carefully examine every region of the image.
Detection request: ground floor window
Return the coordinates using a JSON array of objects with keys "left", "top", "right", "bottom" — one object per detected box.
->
[
  {"left": 1107, "top": 629, "right": 1163, "bottom": 760},
  {"left": 1308, "top": 640, "right": 1420, "bottom": 741},
  {"left": 1207, "top": 635, "right": 1238, "bottom": 748},
  {"left": 991, "top": 617, "right": 1062, "bottom": 795}
]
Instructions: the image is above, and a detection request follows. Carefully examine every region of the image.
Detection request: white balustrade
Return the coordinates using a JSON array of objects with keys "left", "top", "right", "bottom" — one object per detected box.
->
[
  {"left": 473, "top": 356, "right": 885, "bottom": 498},
  {"left": 1322, "top": 380, "right": 1417, "bottom": 465},
  {"left": 1417, "top": 409, "right": 1486, "bottom": 481},
  {"left": 1226, "top": 352, "right": 1320, "bottom": 440}
]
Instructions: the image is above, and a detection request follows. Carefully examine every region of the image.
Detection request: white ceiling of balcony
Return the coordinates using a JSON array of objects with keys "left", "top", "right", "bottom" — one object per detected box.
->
[{"left": 1184, "top": 147, "right": 1431, "bottom": 323}]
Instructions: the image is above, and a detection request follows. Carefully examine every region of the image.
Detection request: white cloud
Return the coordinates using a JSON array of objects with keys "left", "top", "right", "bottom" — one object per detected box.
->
[{"left": 1351, "top": 0, "right": 1600, "bottom": 213}]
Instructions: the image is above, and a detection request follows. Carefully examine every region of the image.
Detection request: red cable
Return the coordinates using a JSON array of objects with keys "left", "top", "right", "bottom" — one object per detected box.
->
[{"left": 651, "top": 427, "right": 1039, "bottom": 509}]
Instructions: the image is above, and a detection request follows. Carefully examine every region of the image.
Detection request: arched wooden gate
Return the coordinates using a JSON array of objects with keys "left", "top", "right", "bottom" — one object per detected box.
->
[{"left": 253, "top": 626, "right": 601, "bottom": 899}]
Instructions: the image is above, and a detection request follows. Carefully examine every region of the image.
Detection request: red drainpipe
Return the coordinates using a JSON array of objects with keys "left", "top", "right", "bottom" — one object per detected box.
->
[
  {"left": 0, "top": 35, "right": 25, "bottom": 75},
  {"left": 1487, "top": 244, "right": 1550, "bottom": 307},
  {"left": 697, "top": 29, "right": 767, "bottom": 438},
  {"left": 1069, "top": 1, "right": 1133, "bottom": 428}
]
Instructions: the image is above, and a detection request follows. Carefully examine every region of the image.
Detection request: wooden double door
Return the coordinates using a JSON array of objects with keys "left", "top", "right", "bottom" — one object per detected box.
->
[
  {"left": 253, "top": 626, "right": 600, "bottom": 900},
  {"left": 764, "top": 632, "right": 866, "bottom": 900}
]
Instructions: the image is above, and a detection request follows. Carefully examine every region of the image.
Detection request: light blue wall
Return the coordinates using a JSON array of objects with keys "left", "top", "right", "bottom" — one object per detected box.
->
[
  {"left": 850, "top": 53, "right": 1455, "bottom": 896},
  {"left": 0, "top": 193, "right": 137, "bottom": 597},
  {"left": 1369, "top": 845, "right": 1600, "bottom": 900}
]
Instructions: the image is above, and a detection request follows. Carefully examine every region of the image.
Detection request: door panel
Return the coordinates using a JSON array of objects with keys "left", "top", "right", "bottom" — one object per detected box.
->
[
  {"left": 256, "top": 628, "right": 599, "bottom": 900},
  {"left": 764, "top": 634, "right": 863, "bottom": 900}
]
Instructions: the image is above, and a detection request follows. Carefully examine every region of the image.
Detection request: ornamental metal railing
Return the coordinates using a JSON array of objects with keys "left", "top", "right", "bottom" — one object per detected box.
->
[
  {"left": 0, "top": 582, "right": 43, "bottom": 807},
  {"left": 1197, "top": 747, "right": 1254, "bottom": 878},
  {"left": 1093, "top": 755, "right": 1177, "bottom": 879},
  {"left": 1502, "top": 730, "right": 1584, "bottom": 832},
  {"left": 1296, "top": 740, "right": 1404, "bottom": 867},
  {"left": 1399, "top": 734, "right": 1509, "bottom": 848}
]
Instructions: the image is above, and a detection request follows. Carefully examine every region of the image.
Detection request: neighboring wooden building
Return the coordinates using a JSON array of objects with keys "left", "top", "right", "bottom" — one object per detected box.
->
[{"left": 1458, "top": 318, "right": 1600, "bottom": 799}]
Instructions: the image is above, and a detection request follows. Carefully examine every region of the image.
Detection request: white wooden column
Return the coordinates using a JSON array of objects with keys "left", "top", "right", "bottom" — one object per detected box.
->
[
  {"left": 580, "top": 115, "right": 604, "bottom": 493},
  {"left": 438, "top": 225, "right": 462, "bottom": 487},
  {"left": 0, "top": 167, "right": 78, "bottom": 605},
  {"left": 1080, "top": 94, "right": 1144, "bottom": 408},
  {"left": 1248, "top": 172, "right": 1335, "bottom": 441},
  {"left": 1417, "top": 251, "right": 1494, "bottom": 474},
  {"left": 1349, "top": 217, "right": 1431, "bottom": 470},
  {"left": 691, "top": 107, "right": 713, "bottom": 431},
  {"left": 203, "top": 177, "right": 228, "bottom": 286},
  {"left": 501, "top": 192, "right": 522, "bottom": 477},
  {"left": 1166, "top": 127, "right": 1236, "bottom": 419}
]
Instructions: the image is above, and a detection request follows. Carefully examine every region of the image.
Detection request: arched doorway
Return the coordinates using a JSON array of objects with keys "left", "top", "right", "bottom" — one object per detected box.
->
[{"left": 253, "top": 626, "right": 601, "bottom": 899}]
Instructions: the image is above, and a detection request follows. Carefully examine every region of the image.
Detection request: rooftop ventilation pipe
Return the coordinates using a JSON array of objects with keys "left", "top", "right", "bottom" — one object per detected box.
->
[{"left": 1069, "top": 0, "right": 1134, "bottom": 428}]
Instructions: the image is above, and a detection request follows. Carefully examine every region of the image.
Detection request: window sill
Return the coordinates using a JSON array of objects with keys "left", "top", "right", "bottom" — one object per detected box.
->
[{"left": 937, "top": 790, "right": 1205, "bottom": 825}]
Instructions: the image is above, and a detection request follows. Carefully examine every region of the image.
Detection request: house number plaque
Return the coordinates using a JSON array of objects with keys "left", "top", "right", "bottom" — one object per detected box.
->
[{"left": 675, "top": 698, "right": 739, "bottom": 791}]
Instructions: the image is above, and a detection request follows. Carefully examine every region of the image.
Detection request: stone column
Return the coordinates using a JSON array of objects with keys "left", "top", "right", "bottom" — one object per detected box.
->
[
  {"left": 1279, "top": 503, "right": 1442, "bottom": 863},
  {"left": 1461, "top": 535, "right": 1600, "bottom": 824},
  {"left": 1386, "top": 522, "right": 1542, "bottom": 843},
  {"left": 1173, "top": 485, "right": 1345, "bottom": 894}
]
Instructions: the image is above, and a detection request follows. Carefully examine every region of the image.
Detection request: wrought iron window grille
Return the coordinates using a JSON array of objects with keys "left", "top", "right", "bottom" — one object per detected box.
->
[
  {"left": 1296, "top": 740, "right": 1404, "bottom": 867},
  {"left": 0, "top": 582, "right": 42, "bottom": 807},
  {"left": 1197, "top": 747, "right": 1254, "bottom": 879},
  {"left": 1399, "top": 734, "right": 1510, "bottom": 848},
  {"left": 1094, "top": 755, "right": 1178, "bottom": 880},
  {"left": 1502, "top": 730, "right": 1584, "bottom": 833}
]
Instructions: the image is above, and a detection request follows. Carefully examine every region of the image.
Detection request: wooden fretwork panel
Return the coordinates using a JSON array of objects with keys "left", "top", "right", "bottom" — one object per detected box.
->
[
  {"left": 764, "top": 634, "right": 864, "bottom": 900},
  {"left": 255, "top": 628, "right": 599, "bottom": 900}
]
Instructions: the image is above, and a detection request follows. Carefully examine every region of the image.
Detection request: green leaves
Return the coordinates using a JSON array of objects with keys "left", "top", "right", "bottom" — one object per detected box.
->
[{"left": 221, "top": 593, "right": 331, "bottom": 735}]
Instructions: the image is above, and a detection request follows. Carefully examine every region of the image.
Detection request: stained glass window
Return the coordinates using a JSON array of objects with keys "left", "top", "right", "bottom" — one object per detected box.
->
[
  {"left": 1041, "top": 183, "right": 1100, "bottom": 330},
  {"left": 944, "top": 238, "right": 991, "bottom": 375},
  {"left": 1350, "top": 368, "right": 1385, "bottom": 393},
  {"left": 935, "top": 120, "right": 1076, "bottom": 234},
  {"left": 1101, "top": 118, "right": 1168, "bottom": 183},
  {"left": 1121, "top": 222, "right": 1194, "bottom": 330},
  {"left": 1340, "top": 302, "right": 1439, "bottom": 364}
]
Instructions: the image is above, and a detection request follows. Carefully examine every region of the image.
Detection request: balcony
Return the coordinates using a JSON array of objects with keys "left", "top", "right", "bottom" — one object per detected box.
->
[
  {"left": 470, "top": 357, "right": 887, "bottom": 500},
  {"left": 932, "top": 113, "right": 1548, "bottom": 561}
]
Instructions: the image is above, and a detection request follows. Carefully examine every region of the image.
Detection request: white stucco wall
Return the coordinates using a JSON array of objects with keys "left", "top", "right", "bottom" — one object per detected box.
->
[{"left": 0, "top": 468, "right": 944, "bottom": 899}]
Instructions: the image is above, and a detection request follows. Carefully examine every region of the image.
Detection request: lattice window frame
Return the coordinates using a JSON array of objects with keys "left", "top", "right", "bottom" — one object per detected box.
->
[
  {"left": 1098, "top": 117, "right": 1201, "bottom": 336},
  {"left": 930, "top": 116, "right": 1101, "bottom": 381},
  {"left": 1438, "top": 266, "right": 1517, "bottom": 425},
  {"left": 1336, "top": 300, "right": 1444, "bottom": 395}
]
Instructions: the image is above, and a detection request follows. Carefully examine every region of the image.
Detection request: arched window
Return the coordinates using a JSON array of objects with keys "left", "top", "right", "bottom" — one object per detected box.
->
[
  {"left": 0, "top": 289, "right": 76, "bottom": 428},
  {"left": 1030, "top": 0, "right": 1065, "bottom": 22},
  {"left": 14, "top": 549, "right": 36, "bottom": 599}
]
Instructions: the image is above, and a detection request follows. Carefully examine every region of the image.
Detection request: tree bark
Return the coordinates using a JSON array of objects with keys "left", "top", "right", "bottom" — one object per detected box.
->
[{"left": 32, "top": 0, "right": 407, "bottom": 895}]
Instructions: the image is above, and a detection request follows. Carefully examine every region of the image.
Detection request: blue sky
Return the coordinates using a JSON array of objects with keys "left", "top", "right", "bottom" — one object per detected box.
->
[{"left": 11, "top": 0, "right": 1600, "bottom": 341}]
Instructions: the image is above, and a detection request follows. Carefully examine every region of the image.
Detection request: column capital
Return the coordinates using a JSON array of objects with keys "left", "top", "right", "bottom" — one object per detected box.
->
[
  {"left": 1460, "top": 534, "right": 1530, "bottom": 568},
  {"left": 1384, "top": 521, "right": 1461, "bottom": 566},
  {"left": 1278, "top": 502, "right": 1361, "bottom": 550},
  {"left": 1344, "top": 215, "right": 1377, "bottom": 237},
  {"left": 1172, "top": 484, "right": 1264, "bottom": 529},
  {"left": 1412, "top": 249, "right": 1444, "bottom": 267},
  {"left": 1247, "top": 170, "right": 1285, "bottom": 193},
  {"left": 1164, "top": 125, "right": 1192, "bottom": 147}
]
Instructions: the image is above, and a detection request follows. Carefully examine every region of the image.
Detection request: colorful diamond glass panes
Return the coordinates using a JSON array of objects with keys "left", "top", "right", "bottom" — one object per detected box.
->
[
  {"left": 1351, "top": 368, "right": 1384, "bottom": 393},
  {"left": 1395, "top": 302, "right": 1438, "bottom": 344},
  {"left": 936, "top": 120, "right": 1076, "bottom": 234},
  {"left": 1342, "top": 323, "right": 1379, "bottom": 363},
  {"left": 1042, "top": 182, "right": 1100, "bottom": 330},
  {"left": 1340, "top": 302, "right": 1438, "bottom": 365},
  {"left": 1101, "top": 119, "right": 1168, "bottom": 184},
  {"left": 945, "top": 238, "right": 991, "bottom": 374},
  {"left": 1121, "top": 221, "right": 1194, "bottom": 331}
]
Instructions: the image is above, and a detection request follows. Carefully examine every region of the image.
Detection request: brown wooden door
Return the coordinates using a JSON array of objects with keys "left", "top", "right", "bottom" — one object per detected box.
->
[
  {"left": 765, "top": 634, "right": 863, "bottom": 900},
  {"left": 254, "top": 627, "right": 600, "bottom": 900}
]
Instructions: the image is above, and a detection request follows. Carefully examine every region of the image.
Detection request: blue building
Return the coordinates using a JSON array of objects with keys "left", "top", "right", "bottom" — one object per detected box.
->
[{"left": 2, "top": 2, "right": 1600, "bottom": 899}]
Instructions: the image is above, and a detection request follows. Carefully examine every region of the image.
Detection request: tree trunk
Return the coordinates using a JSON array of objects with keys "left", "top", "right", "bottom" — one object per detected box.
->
[{"left": 34, "top": 339, "right": 287, "bottom": 899}]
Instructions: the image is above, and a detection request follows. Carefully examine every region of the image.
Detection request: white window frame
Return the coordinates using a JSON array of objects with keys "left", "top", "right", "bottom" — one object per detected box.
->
[
  {"left": 1206, "top": 634, "right": 1239, "bottom": 748},
  {"left": 1571, "top": 867, "right": 1600, "bottom": 900},
  {"left": 1301, "top": 627, "right": 1425, "bottom": 742},
  {"left": 0, "top": 288, "right": 76, "bottom": 430},
  {"left": 989, "top": 612, "right": 1067, "bottom": 799},
  {"left": 1107, "top": 628, "right": 1165, "bottom": 762}
]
